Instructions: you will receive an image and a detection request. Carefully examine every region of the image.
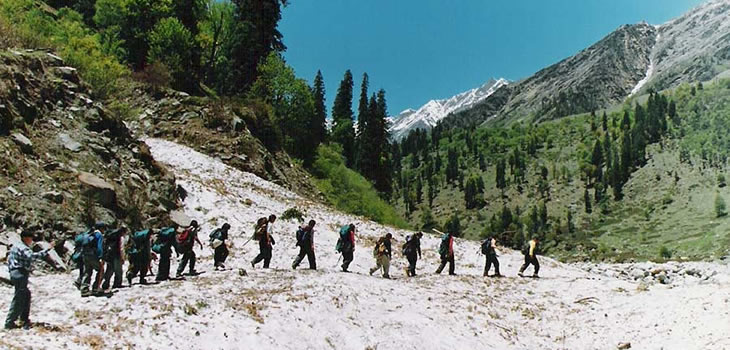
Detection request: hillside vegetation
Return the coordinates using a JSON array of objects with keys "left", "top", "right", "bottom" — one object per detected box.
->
[{"left": 394, "top": 80, "right": 730, "bottom": 262}]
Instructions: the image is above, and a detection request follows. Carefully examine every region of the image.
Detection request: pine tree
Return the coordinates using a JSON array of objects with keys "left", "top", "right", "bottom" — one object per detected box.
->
[
  {"left": 312, "top": 70, "right": 328, "bottom": 148},
  {"left": 584, "top": 188, "right": 592, "bottom": 214},
  {"left": 602, "top": 111, "right": 608, "bottom": 132},
  {"left": 496, "top": 158, "right": 507, "bottom": 192},
  {"left": 331, "top": 70, "right": 356, "bottom": 167},
  {"left": 373, "top": 89, "right": 393, "bottom": 196},
  {"left": 446, "top": 148, "right": 459, "bottom": 183},
  {"left": 229, "top": 0, "right": 288, "bottom": 93},
  {"left": 444, "top": 213, "right": 462, "bottom": 237},
  {"left": 355, "top": 73, "right": 370, "bottom": 170}
]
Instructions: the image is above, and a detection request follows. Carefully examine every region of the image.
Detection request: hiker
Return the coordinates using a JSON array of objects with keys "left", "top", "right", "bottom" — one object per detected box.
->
[
  {"left": 518, "top": 237, "right": 540, "bottom": 278},
  {"left": 153, "top": 227, "right": 177, "bottom": 281},
  {"left": 292, "top": 220, "right": 316, "bottom": 270},
  {"left": 403, "top": 232, "right": 423, "bottom": 277},
  {"left": 101, "top": 227, "right": 127, "bottom": 292},
  {"left": 369, "top": 233, "right": 393, "bottom": 278},
  {"left": 210, "top": 223, "right": 230, "bottom": 270},
  {"left": 5, "top": 230, "right": 52, "bottom": 330},
  {"left": 336, "top": 224, "right": 356, "bottom": 272},
  {"left": 71, "top": 229, "right": 88, "bottom": 290},
  {"left": 80, "top": 222, "right": 105, "bottom": 297},
  {"left": 126, "top": 229, "right": 154, "bottom": 285},
  {"left": 252, "top": 215, "right": 277, "bottom": 269},
  {"left": 435, "top": 231, "right": 456, "bottom": 275},
  {"left": 176, "top": 220, "right": 203, "bottom": 277},
  {"left": 481, "top": 236, "right": 501, "bottom": 277}
]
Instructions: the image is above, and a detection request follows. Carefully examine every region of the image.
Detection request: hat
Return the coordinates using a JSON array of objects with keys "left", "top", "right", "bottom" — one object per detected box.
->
[
  {"left": 94, "top": 222, "right": 107, "bottom": 229},
  {"left": 385, "top": 233, "right": 392, "bottom": 239},
  {"left": 20, "top": 230, "right": 34, "bottom": 238},
  {"left": 190, "top": 220, "right": 199, "bottom": 228}
]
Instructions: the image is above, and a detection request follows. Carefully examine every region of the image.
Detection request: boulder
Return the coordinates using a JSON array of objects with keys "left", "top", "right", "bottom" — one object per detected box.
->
[
  {"left": 169, "top": 209, "right": 191, "bottom": 227},
  {"left": 78, "top": 172, "right": 117, "bottom": 209},
  {"left": 0, "top": 245, "right": 7, "bottom": 262},
  {"left": 54, "top": 66, "right": 79, "bottom": 83},
  {"left": 58, "top": 132, "right": 82, "bottom": 152},
  {"left": 11, "top": 132, "right": 33, "bottom": 154}
]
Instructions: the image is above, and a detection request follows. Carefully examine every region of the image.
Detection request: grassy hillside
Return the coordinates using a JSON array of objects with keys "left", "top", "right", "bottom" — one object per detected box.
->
[{"left": 394, "top": 80, "right": 730, "bottom": 262}]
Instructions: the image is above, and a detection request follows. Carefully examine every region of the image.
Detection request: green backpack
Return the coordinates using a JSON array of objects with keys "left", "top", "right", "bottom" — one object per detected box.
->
[{"left": 438, "top": 234, "right": 449, "bottom": 256}]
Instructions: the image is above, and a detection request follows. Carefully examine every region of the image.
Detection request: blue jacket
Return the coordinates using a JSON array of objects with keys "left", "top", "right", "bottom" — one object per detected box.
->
[{"left": 91, "top": 230, "right": 104, "bottom": 259}]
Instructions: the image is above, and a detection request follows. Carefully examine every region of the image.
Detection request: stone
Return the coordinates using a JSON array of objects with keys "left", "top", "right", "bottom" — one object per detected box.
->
[
  {"left": 58, "top": 132, "right": 82, "bottom": 152},
  {"left": 6, "top": 186, "right": 21, "bottom": 197},
  {"left": 170, "top": 209, "right": 192, "bottom": 227},
  {"left": 181, "top": 111, "right": 198, "bottom": 120},
  {"left": 232, "top": 116, "right": 245, "bottom": 132},
  {"left": 0, "top": 245, "right": 6, "bottom": 262},
  {"left": 11, "top": 133, "right": 33, "bottom": 154},
  {"left": 78, "top": 172, "right": 117, "bottom": 209},
  {"left": 55, "top": 66, "right": 79, "bottom": 83},
  {"left": 42, "top": 191, "right": 64, "bottom": 204},
  {"left": 617, "top": 342, "right": 631, "bottom": 349}
]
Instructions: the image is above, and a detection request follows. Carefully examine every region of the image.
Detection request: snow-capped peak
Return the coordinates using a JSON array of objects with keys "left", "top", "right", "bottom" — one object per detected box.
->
[{"left": 389, "top": 78, "right": 509, "bottom": 140}]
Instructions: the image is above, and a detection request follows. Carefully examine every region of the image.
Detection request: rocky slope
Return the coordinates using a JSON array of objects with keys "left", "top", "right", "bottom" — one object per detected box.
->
[
  {"left": 2, "top": 139, "right": 729, "bottom": 350},
  {"left": 389, "top": 78, "right": 508, "bottom": 140},
  {"left": 0, "top": 49, "right": 179, "bottom": 248},
  {"left": 640, "top": 0, "right": 730, "bottom": 94}
]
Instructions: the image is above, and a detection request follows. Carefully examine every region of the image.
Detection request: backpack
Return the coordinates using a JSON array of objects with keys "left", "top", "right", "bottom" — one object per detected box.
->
[
  {"left": 402, "top": 235, "right": 417, "bottom": 256},
  {"left": 152, "top": 227, "right": 176, "bottom": 253},
  {"left": 81, "top": 230, "right": 100, "bottom": 257},
  {"left": 71, "top": 230, "right": 89, "bottom": 264},
  {"left": 175, "top": 227, "right": 195, "bottom": 254},
  {"left": 102, "top": 229, "right": 122, "bottom": 261},
  {"left": 127, "top": 229, "right": 150, "bottom": 257},
  {"left": 335, "top": 225, "right": 350, "bottom": 252},
  {"left": 295, "top": 228, "right": 306, "bottom": 247},
  {"left": 481, "top": 238, "right": 491, "bottom": 255},
  {"left": 253, "top": 217, "right": 268, "bottom": 241},
  {"left": 521, "top": 241, "right": 531, "bottom": 255},
  {"left": 438, "top": 234, "right": 450, "bottom": 256}
]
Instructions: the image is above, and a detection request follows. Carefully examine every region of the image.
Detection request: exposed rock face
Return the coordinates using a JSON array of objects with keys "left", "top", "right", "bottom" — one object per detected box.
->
[
  {"left": 643, "top": 0, "right": 730, "bottom": 93},
  {"left": 500, "top": 23, "right": 657, "bottom": 123},
  {"left": 0, "top": 49, "right": 179, "bottom": 241}
]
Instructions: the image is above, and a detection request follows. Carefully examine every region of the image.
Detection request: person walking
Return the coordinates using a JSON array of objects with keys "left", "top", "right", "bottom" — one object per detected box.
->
[
  {"left": 126, "top": 228, "right": 153, "bottom": 285},
  {"left": 435, "top": 230, "right": 455, "bottom": 275},
  {"left": 369, "top": 233, "right": 393, "bottom": 278},
  {"left": 292, "top": 220, "right": 317, "bottom": 270},
  {"left": 403, "top": 232, "right": 423, "bottom": 277},
  {"left": 337, "top": 224, "right": 356, "bottom": 272},
  {"left": 518, "top": 237, "right": 540, "bottom": 278},
  {"left": 176, "top": 220, "right": 203, "bottom": 277},
  {"left": 101, "top": 227, "right": 127, "bottom": 292},
  {"left": 210, "top": 223, "right": 231, "bottom": 270},
  {"left": 80, "top": 222, "right": 105, "bottom": 297},
  {"left": 252, "top": 215, "right": 276, "bottom": 269},
  {"left": 4, "top": 230, "right": 52, "bottom": 330},
  {"left": 481, "top": 236, "right": 501, "bottom": 277},
  {"left": 153, "top": 227, "right": 176, "bottom": 282}
]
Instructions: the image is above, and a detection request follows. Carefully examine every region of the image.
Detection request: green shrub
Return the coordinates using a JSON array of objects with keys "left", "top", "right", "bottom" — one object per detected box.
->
[
  {"left": 312, "top": 143, "right": 408, "bottom": 228},
  {"left": 147, "top": 17, "right": 195, "bottom": 91},
  {"left": 281, "top": 207, "right": 305, "bottom": 223},
  {"left": 715, "top": 193, "right": 727, "bottom": 218},
  {"left": 659, "top": 246, "right": 672, "bottom": 259}
]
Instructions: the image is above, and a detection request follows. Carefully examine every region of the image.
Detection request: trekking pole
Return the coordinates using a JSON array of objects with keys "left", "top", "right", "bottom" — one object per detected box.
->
[
  {"left": 334, "top": 254, "right": 342, "bottom": 268},
  {"left": 241, "top": 234, "right": 253, "bottom": 249},
  {"left": 433, "top": 229, "right": 445, "bottom": 235}
]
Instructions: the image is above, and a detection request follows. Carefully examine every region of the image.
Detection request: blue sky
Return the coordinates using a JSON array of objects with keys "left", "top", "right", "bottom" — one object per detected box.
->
[{"left": 279, "top": 0, "right": 706, "bottom": 117}]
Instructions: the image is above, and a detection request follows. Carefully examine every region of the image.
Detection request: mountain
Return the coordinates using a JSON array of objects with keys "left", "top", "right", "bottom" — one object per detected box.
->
[
  {"left": 444, "top": 0, "right": 730, "bottom": 127},
  {"left": 389, "top": 78, "right": 508, "bottom": 140}
]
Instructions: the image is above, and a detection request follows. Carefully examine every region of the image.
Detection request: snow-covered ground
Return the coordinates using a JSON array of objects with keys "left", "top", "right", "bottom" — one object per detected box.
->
[{"left": 2, "top": 139, "right": 730, "bottom": 349}]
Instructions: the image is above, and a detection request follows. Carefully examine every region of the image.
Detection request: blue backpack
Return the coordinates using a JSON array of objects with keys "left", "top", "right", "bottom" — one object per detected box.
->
[
  {"left": 71, "top": 230, "right": 90, "bottom": 263},
  {"left": 152, "top": 227, "right": 176, "bottom": 253},
  {"left": 438, "top": 234, "right": 450, "bottom": 256},
  {"left": 128, "top": 229, "right": 151, "bottom": 257},
  {"left": 335, "top": 225, "right": 350, "bottom": 252},
  {"left": 295, "top": 228, "right": 306, "bottom": 247}
]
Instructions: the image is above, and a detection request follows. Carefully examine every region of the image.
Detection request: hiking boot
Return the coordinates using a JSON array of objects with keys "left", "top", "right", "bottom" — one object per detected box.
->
[
  {"left": 127, "top": 276, "right": 132, "bottom": 286},
  {"left": 251, "top": 261, "right": 255, "bottom": 268},
  {"left": 176, "top": 271, "right": 183, "bottom": 278},
  {"left": 518, "top": 272, "right": 524, "bottom": 277},
  {"left": 369, "top": 268, "right": 375, "bottom": 276},
  {"left": 383, "top": 274, "right": 391, "bottom": 279},
  {"left": 291, "top": 264, "right": 297, "bottom": 270},
  {"left": 21, "top": 321, "right": 31, "bottom": 330},
  {"left": 73, "top": 280, "right": 81, "bottom": 290},
  {"left": 81, "top": 290, "right": 91, "bottom": 298},
  {"left": 140, "top": 279, "right": 148, "bottom": 285},
  {"left": 5, "top": 322, "right": 18, "bottom": 330},
  {"left": 189, "top": 270, "right": 198, "bottom": 276},
  {"left": 532, "top": 274, "right": 540, "bottom": 278}
]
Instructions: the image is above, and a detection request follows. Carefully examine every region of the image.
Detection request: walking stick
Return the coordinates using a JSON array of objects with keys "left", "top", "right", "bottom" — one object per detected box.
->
[
  {"left": 334, "top": 254, "right": 342, "bottom": 268},
  {"left": 241, "top": 235, "right": 253, "bottom": 248}
]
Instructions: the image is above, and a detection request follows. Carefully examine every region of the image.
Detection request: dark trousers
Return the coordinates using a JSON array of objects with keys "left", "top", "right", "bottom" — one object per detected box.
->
[
  {"left": 102, "top": 256, "right": 123, "bottom": 289},
  {"left": 252, "top": 242, "right": 272, "bottom": 268},
  {"left": 156, "top": 251, "right": 171, "bottom": 281},
  {"left": 75, "top": 259, "right": 84, "bottom": 289},
  {"left": 406, "top": 253, "right": 418, "bottom": 276},
  {"left": 519, "top": 254, "right": 540, "bottom": 275},
  {"left": 341, "top": 250, "right": 353, "bottom": 271},
  {"left": 81, "top": 257, "right": 103, "bottom": 293},
  {"left": 435, "top": 254, "right": 455, "bottom": 275},
  {"left": 484, "top": 254, "right": 500, "bottom": 276},
  {"left": 177, "top": 250, "right": 197, "bottom": 274},
  {"left": 5, "top": 270, "right": 30, "bottom": 328},
  {"left": 126, "top": 256, "right": 150, "bottom": 283},
  {"left": 292, "top": 246, "right": 316, "bottom": 270},
  {"left": 214, "top": 245, "right": 229, "bottom": 267}
]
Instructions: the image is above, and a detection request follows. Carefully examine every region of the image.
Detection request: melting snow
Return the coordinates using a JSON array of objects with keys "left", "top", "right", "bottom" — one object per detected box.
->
[{"left": 1, "top": 139, "right": 729, "bottom": 349}]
